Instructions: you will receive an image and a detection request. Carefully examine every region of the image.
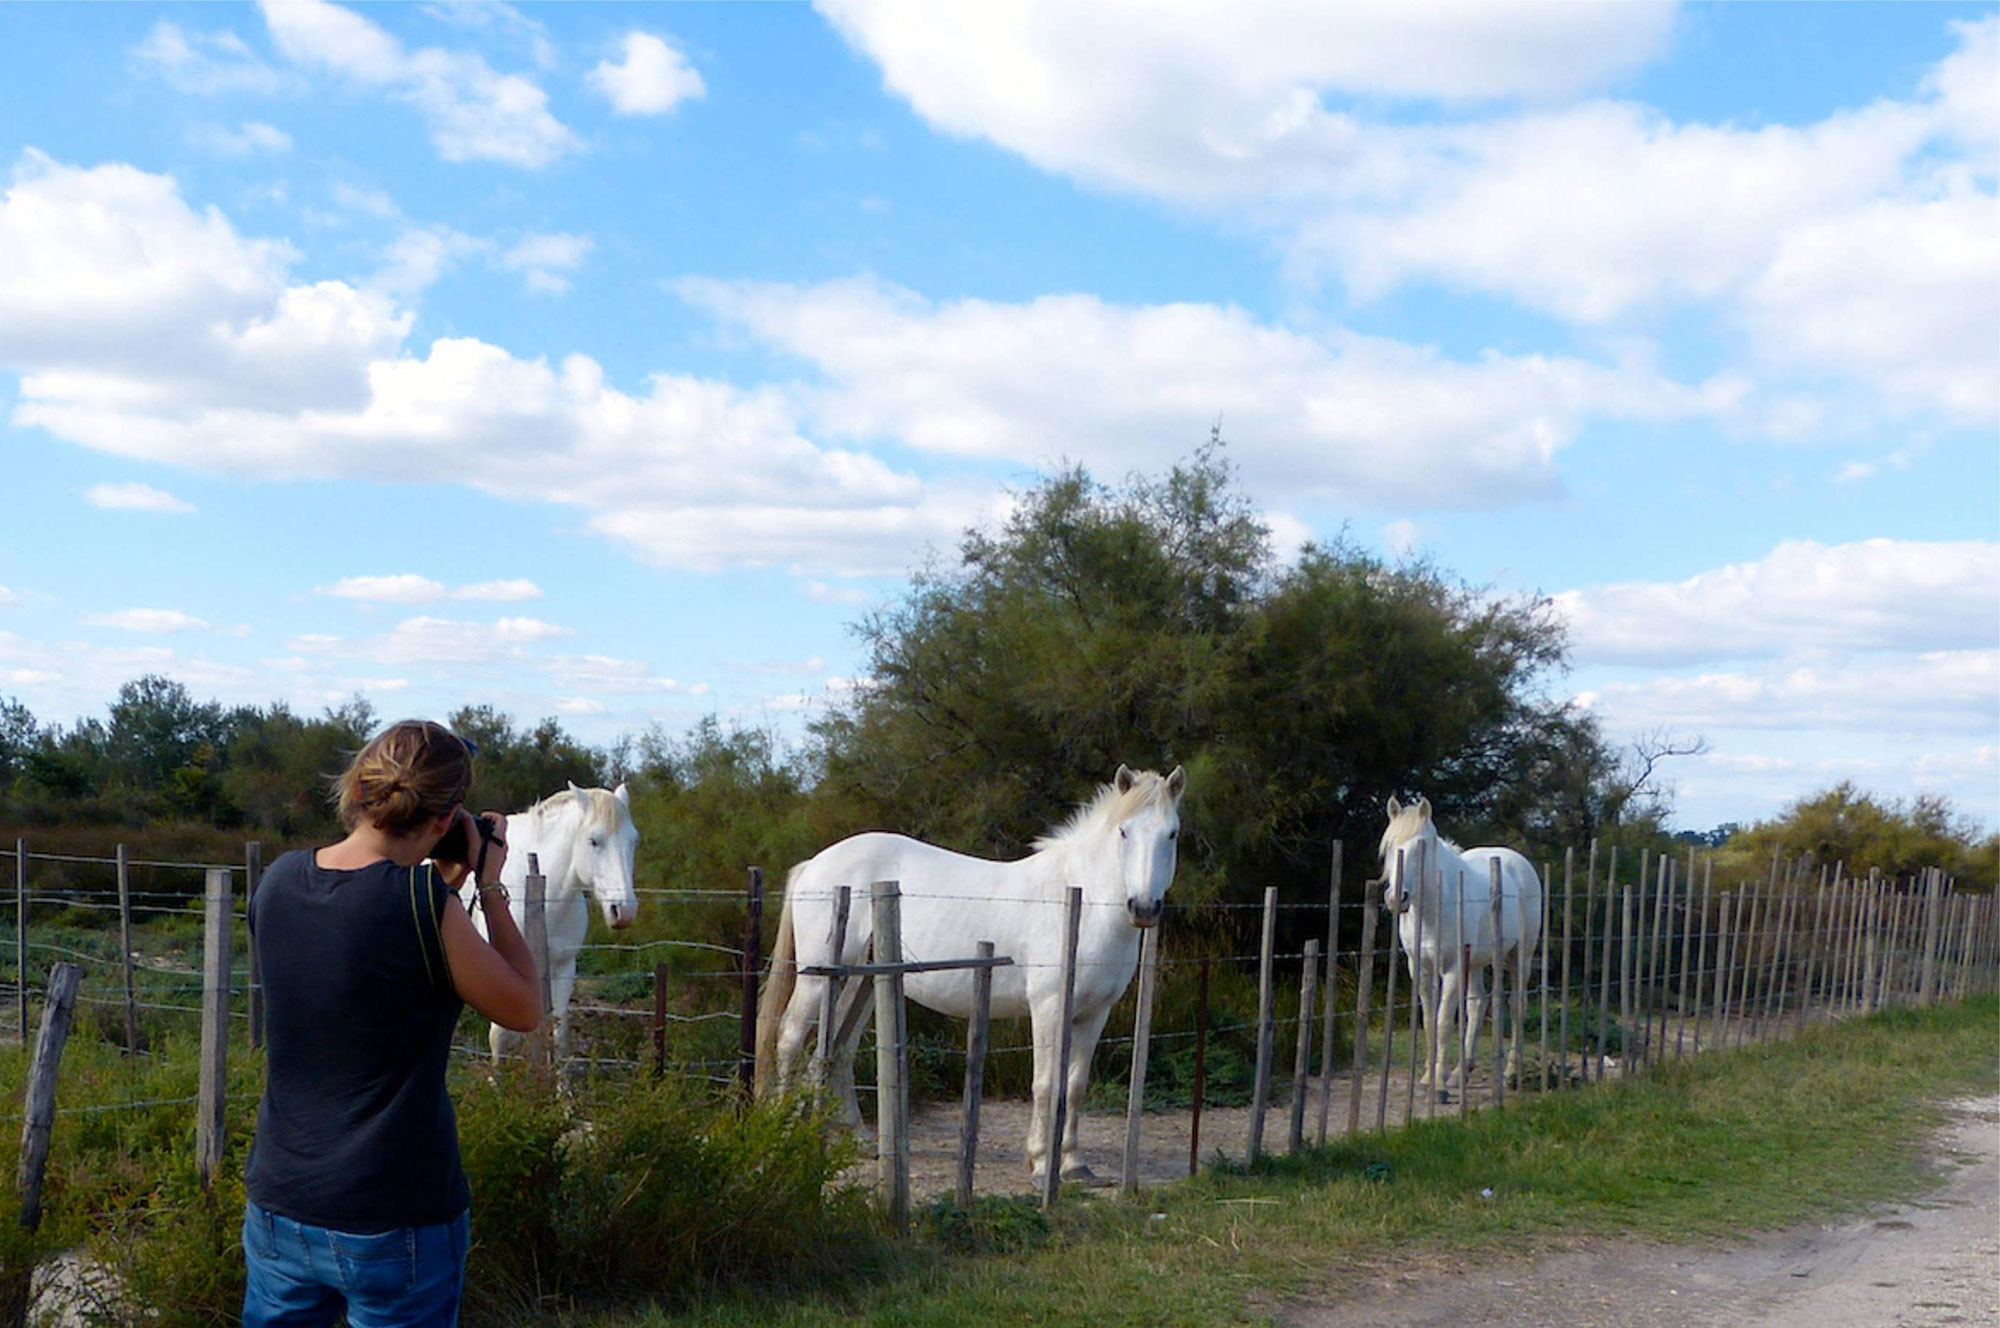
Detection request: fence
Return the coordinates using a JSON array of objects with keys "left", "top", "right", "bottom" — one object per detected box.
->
[{"left": 1, "top": 837, "right": 1995, "bottom": 1228}]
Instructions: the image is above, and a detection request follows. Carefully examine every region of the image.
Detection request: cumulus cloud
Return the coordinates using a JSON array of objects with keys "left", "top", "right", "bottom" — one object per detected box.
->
[
  {"left": 186, "top": 121, "right": 294, "bottom": 156},
  {"left": 132, "top": 20, "right": 297, "bottom": 96},
  {"left": 318, "top": 575, "right": 544, "bottom": 603},
  {"left": 587, "top": 31, "right": 705, "bottom": 116},
  {"left": 819, "top": 0, "right": 1676, "bottom": 200},
  {"left": 680, "top": 275, "right": 1742, "bottom": 509},
  {"left": 81, "top": 608, "right": 212, "bottom": 633},
  {"left": 1573, "top": 649, "right": 1997, "bottom": 736},
  {"left": 499, "top": 231, "right": 592, "bottom": 294},
  {"left": 85, "top": 482, "right": 194, "bottom": 513},
  {"left": 1555, "top": 539, "right": 2000, "bottom": 666},
  {"left": 0, "top": 154, "right": 947, "bottom": 577},
  {"left": 257, "top": 0, "right": 578, "bottom": 168},
  {"left": 822, "top": 4, "right": 1999, "bottom": 425}
]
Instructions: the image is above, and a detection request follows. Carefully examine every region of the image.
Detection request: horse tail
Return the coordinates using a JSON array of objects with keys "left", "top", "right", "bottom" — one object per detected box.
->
[{"left": 752, "top": 867, "right": 799, "bottom": 1098}]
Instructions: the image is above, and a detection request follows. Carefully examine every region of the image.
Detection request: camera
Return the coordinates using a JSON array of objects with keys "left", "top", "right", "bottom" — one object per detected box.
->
[{"left": 431, "top": 812, "right": 498, "bottom": 865}]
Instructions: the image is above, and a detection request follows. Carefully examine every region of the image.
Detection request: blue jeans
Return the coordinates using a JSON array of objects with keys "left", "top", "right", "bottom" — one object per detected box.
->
[{"left": 242, "top": 1201, "right": 469, "bottom": 1328}]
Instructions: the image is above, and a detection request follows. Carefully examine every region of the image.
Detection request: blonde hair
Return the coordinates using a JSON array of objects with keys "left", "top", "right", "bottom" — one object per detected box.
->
[{"left": 334, "top": 719, "right": 474, "bottom": 835}]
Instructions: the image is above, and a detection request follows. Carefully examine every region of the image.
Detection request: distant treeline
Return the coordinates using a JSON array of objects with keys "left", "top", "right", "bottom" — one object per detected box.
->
[{"left": 3, "top": 447, "right": 1990, "bottom": 901}]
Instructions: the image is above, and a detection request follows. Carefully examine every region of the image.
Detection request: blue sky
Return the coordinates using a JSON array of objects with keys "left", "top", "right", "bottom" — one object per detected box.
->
[{"left": 1, "top": 1, "right": 1994, "bottom": 832}]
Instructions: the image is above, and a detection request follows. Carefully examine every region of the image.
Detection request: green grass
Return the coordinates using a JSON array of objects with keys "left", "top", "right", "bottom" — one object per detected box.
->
[{"left": 577, "top": 997, "right": 1997, "bottom": 1328}]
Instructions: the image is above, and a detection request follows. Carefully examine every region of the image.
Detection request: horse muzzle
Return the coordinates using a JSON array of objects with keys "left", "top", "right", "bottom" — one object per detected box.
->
[
  {"left": 1126, "top": 900, "right": 1163, "bottom": 929},
  {"left": 606, "top": 904, "right": 635, "bottom": 931}
]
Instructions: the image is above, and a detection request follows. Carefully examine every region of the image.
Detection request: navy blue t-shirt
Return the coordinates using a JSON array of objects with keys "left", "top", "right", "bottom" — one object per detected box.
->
[{"left": 246, "top": 849, "right": 470, "bottom": 1230}]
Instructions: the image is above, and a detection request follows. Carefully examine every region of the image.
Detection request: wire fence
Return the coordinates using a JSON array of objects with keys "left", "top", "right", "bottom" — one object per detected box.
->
[{"left": 0, "top": 838, "right": 1994, "bottom": 1199}]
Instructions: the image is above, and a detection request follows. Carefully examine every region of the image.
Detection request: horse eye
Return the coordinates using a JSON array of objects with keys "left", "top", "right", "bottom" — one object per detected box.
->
[
  {"left": 1119, "top": 828, "right": 1128, "bottom": 839},
  {"left": 1168, "top": 830, "right": 1177, "bottom": 840}
]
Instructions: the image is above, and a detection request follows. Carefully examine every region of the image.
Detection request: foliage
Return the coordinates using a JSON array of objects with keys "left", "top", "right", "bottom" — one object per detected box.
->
[
  {"left": 1713, "top": 782, "right": 1997, "bottom": 891},
  {"left": 809, "top": 442, "right": 1608, "bottom": 955}
]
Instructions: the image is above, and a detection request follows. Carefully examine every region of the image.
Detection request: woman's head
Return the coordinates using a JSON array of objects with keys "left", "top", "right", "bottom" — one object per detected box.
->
[{"left": 334, "top": 719, "right": 475, "bottom": 835}]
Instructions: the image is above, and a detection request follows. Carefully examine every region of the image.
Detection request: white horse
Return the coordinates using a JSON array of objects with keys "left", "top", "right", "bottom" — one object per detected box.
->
[
  {"left": 755, "top": 765, "right": 1185, "bottom": 1182},
  {"left": 1379, "top": 796, "right": 1542, "bottom": 1100},
  {"left": 476, "top": 782, "right": 640, "bottom": 1060}
]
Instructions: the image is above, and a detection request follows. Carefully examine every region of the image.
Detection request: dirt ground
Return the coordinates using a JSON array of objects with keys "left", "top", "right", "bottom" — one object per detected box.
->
[{"left": 1278, "top": 1093, "right": 2000, "bottom": 1328}]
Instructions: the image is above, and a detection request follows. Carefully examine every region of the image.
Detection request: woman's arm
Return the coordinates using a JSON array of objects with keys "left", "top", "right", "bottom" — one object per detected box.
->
[
  {"left": 435, "top": 810, "right": 541, "bottom": 1032},
  {"left": 439, "top": 894, "right": 542, "bottom": 1032}
]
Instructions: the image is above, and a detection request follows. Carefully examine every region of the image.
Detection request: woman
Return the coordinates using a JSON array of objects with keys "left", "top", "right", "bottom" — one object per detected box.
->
[{"left": 243, "top": 719, "right": 542, "bottom": 1327}]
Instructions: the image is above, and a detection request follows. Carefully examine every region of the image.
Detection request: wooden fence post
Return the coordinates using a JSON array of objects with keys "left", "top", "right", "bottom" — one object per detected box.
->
[
  {"left": 1595, "top": 848, "right": 1616, "bottom": 1081},
  {"left": 961, "top": 939, "right": 997, "bottom": 1207},
  {"left": 523, "top": 854, "right": 552, "bottom": 1069},
  {"left": 739, "top": 866, "right": 764, "bottom": 1100},
  {"left": 1247, "top": 886, "right": 1278, "bottom": 1161},
  {"left": 1120, "top": 926, "right": 1160, "bottom": 1194},
  {"left": 1189, "top": 956, "right": 1209, "bottom": 1176},
  {"left": 1345, "top": 899, "right": 1377, "bottom": 1138},
  {"left": 1559, "top": 847, "right": 1575, "bottom": 1084},
  {"left": 1038, "top": 886, "right": 1081, "bottom": 1209},
  {"left": 814, "top": 885, "right": 852, "bottom": 1087},
  {"left": 246, "top": 841, "right": 264, "bottom": 1049},
  {"left": 1918, "top": 868, "right": 1944, "bottom": 1005},
  {"left": 16, "top": 961, "right": 82, "bottom": 1232},
  {"left": 1711, "top": 891, "right": 1734, "bottom": 1051},
  {"left": 1376, "top": 878, "right": 1401, "bottom": 1132},
  {"left": 1315, "top": 843, "right": 1343, "bottom": 1147},
  {"left": 1617, "top": 881, "right": 1634, "bottom": 1077},
  {"left": 1403, "top": 846, "right": 1425, "bottom": 1123},
  {"left": 14, "top": 838, "right": 25, "bottom": 1042},
  {"left": 117, "top": 844, "right": 139, "bottom": 1054},
  {"left": 652, "top": 961, "right": 667, "bottom": 1080},
  {"left": 872, "top": 880, "right": 910, "bottom": 1231},
  {"left": 1489, "top": 858, "right": 1505, "bottom": 1106},
  {"left": 1289, "top": 938, "right": 1318, "bottom": 1153},
  {"left": 196, "top": 867, "right": 232, "bottom": 1192}
]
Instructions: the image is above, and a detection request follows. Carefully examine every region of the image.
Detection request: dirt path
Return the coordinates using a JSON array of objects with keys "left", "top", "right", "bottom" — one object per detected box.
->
[{"left": 1281, "top": 1094, "right": 2000, "bottom": 1328}]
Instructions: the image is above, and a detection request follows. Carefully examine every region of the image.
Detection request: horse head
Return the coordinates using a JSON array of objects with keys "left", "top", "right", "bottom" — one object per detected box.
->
[
  {"left": 1379, "top": 795, "right": 1434, "bottom": 914},
  {"left": 570, "top": 781, "right": 640, "bottom": 931},
  {"left": 1111, "top": 763, "right": 1186, "bottom": 929}
]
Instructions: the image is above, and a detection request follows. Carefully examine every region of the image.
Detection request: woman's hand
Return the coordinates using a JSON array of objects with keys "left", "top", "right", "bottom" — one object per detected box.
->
[{"left": 472, "top": 810, "right": 509, "bottom": 888}]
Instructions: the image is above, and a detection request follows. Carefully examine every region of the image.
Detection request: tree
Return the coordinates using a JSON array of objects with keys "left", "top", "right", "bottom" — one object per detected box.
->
[
  {"left": 1714, "top": 783, "right": 1996, "bottom": 891},
  {"left": 810, "top": 447, "right": 1615, "bottom": 925},
  {"left": 106, "top": 675, "right": 225, "bottom": 794},
  {"left": 0, "top": 696, "right": 36, "bottom": 785},
  {"left": 447, "top": 705, "right": 607, "bottom": 813}
]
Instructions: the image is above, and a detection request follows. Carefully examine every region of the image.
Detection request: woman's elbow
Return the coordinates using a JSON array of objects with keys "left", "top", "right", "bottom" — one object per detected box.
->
[{"left": 497, "top": 996, "right": 542, "bottom": 1034}]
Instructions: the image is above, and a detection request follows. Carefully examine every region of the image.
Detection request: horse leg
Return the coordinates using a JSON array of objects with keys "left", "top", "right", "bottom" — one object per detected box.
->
[
  {"left": 830, "top": 977, "right": 874, "bottom": 1134},
  {"left": 1461, "top": 964, "right": 1488, "bottom": 1091},
  {"left": 1500, "top": 948, "right": 1522, "bottom": 1086},
  {"left": 1435, "top": 965, "right": 1462, "bottom": 1100},
  {"left": 1414, "top": 960, "right": 1439, "bottom": 1091},
  {"left": 772, "top": 979, "right": 819, "bottom": 1099},
  {"left": 1059, "top": 1005, "right": 1113, "bottom": 1183},
  {"left": 1025, "top": 1005, "right": 1057, "bottom": 1182}
]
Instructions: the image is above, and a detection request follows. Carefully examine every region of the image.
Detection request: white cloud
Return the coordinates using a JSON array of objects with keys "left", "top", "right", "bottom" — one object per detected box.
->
[
  {"left": 187, "top": 121, "right": 294, "bottom": 157},
  {"left": 680, "top": 275, "right": 1741, "bottom": 509},
  {"left": 258, "top": 0, "right": 579, "bottom": 168},
  {"left": 1556, "top": 539, "right": 2000, "bottom": 666},
  {"left": 801, "top": 580, "right": 870, "bottom": 606},
  {"left": 823, "top": 5, "right": 1998, "bottom": 426},
  {"left": 1573, "top": 649, "right": 1998, "bottom": 736},
  {"left": 455, "top": 579, "right": 541, "bottom": 601},
  {"left": 0, "top": 587, "right": 20, "bottom": 609},
  {"left": 85, "top": 482, "right": 195, "bottom": 513},
  {"left": 319, "top": 574, "right": 450, "bottom": 603},
  {"left": 544, "top": 654, "right": 695, "bottom": 695},
  {"left": 81, "top": 608, "right": 212, "bottom": 633},
  {"left": 500, "top": 231, "right": 592, "bottom": 294},
  {"left": 132, "top": 20, "right": 297, "bottom": 96},
  {"left": 587, "top": 31, "right": 705, "bottom": 116},
  {"left": 819, "top": 0, "right": 1676, "bottom": 200}
]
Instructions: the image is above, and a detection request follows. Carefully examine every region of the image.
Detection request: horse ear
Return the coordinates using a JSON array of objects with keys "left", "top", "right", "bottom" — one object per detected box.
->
[
  {"left": 1115, "top": 764, "right": 1136, "bottom": 792},
  {"left": 567, "top": 779, "right": 580, "bottom": 793},
  {"left": 1165, "top": 765, "right": 1186, "bottom": 799},
  {"left": 613, "top": 782, "right": 629, "bottom": 806},
  {"left": 1387, "top": 795, "right": 1402, "bottom": 819},
  {"left": 1416, "top": 796, "right": 1431, "bottom": 822}
]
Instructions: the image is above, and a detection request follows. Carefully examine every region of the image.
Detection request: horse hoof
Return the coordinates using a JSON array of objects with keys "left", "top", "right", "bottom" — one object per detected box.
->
[{"left": 1061, "top": 1164, "right": 1106, "bottom": 1186}]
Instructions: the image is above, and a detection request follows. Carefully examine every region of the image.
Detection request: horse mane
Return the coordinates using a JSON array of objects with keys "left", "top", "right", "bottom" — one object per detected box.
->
[
  {"left": 1378, "top": 802, "right": 1460, "bottom": 868},
  {"left": 524, "top": 786, "right": 630, "bottom": 834},
  {"left": 1033, "top": 769, "right": 1178, "bottom": 852}
]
